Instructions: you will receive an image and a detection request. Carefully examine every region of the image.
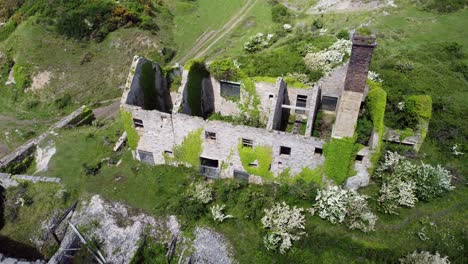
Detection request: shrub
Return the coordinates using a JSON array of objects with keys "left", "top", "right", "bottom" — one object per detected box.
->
[
  {"left": 304, "top": 39, "right": 351, "bottom": 73},
  {"left": 310, "top": 186, "right": 377, "bottom": 232},
  {"left": 244, "top": 33, "right": 276, "bottom": 53},
  {"left": 420, "top": 0, "right": 467, "bottom": 13},
  {"left": 378, "top": 178, "right": 418, "bottom": 214},
  {"left": 208, "top": 59, "right": 240, "bottom": 81},
  {"left": 414, "top": 163, "right": 454, "bottom": 201},
  {"left": 82, "top": 161, "right": 102, "bottom": 176},
  {"left": 336, "top": 29, "right": 350, "bottom": 40},
  {"left": 271, "top": 4, "right": 289, "bottom": 24},
  {"left": 13, "top": 63, "right": 31, "bottom": 90},
  {"left": 186, "top": 181, "right": 213, "bottom": 204},
  {"left": 399, "top": 251, "right": 450, "bottom": 264},
  {"left": 261, "top": 202, "right": 305, "bottom": 254},
  {"left": 210, "top": 204, "right": 233, "bottom": 222}
]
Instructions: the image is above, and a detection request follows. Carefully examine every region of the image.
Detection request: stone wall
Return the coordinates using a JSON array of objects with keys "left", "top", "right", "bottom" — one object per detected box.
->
[
  {"left": 305, "top": 86, "right": 321, "bottom": 137},
  {"left": 0, "top": 106, "right": 91, "bottom": 171},
  {"left": 123, "top": 103, "right": 325, "bottom": 178},
  {"left": 266, "top": 78, "right": 285, "bottom": 131}
]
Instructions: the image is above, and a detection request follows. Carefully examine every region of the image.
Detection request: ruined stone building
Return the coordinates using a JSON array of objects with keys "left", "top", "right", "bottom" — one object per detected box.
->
[{"left": 120, "top": 33, "right": 377, "bottom": 188}]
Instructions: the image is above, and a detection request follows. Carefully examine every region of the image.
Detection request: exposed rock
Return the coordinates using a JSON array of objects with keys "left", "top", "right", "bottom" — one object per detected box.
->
[
  {"left": 27, "top": 71, "right": 51, "bottom": 92},
  {"left": 35, "top": 141, "right": 56, "bottom": 173},
  {"left": 193, "top": 227, "right": 234, "bottom": 264}
]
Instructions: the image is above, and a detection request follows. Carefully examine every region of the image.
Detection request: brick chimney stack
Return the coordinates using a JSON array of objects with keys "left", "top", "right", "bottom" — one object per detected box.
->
[
  {"left": 331, "top": 31, "right": 377, "bottom": 139},
  {"left": 344, "top": 33, "right": 377, "bottom": 93}
]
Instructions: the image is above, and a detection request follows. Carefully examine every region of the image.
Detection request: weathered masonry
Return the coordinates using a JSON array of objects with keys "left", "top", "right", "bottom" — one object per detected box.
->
[{"left": 120, "top": 32, "right": 378, "bottom": 186}]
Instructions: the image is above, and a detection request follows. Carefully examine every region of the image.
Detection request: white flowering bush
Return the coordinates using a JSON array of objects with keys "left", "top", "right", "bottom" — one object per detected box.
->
[
  {"left": 377, "top": 151, "right": 454, "bottom": 213},
  {"left": 450, "top": 143, "right": 464, "bottom": 156},
  {"left": 261, "top": 202, "right": 305, "bottom": 254},
  {"left": 304, "top": 39, "right": 352, "bottom": 73},
  {"left": 368, "top": 71, "right": 383, "bottom": 82},
  {"left": 244, "top": 33, "right": 275, "bottom": 53},
  {"left": 309, "top": 186, "right": 377, "bottom": 232},
  {"left": 415, "top": 163, "right": 454, "bottom": 201},
  {"left": 210, "top": 204, "right": 233, "bottom": 222},
  {"left": 378, "top": 178, "right": 418, "bottom": 214},
  {"left": 186, "top": 181, "right": 213, "bottom": 204},
  {"left": 399, "top": 251, "right": 450, "bottom": 264}
]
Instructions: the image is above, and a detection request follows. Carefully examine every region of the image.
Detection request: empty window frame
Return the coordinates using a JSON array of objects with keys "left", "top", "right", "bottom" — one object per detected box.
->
[
  {"left": 242, "top": 138, "right": 253, "bottom": 148},
  {"left": 138, "top": 150, "right": 154, "bottom": 164},
  {"left": 133, "top": 118, "right": 144, "bottom": 128},
  {"left": 321, "top": 96, "right": 338, "bottom": 111},
  {"left": 205, "top": 131, "right": 217, "bottom": 141},
  {"left": 233, "top": 170, "right": 250, "bottom": 181},
  {"left": 356, "top": 155, "right": 364, "bottom": 162},
  {"left": 280, "top": 146, "right": 291, "bottom": 155},
  {"left": 295, "top": 95, "right": 308, "bottom": 114},
  {"left": 314, "top": 147, "right": 323, "bottom": 156}
]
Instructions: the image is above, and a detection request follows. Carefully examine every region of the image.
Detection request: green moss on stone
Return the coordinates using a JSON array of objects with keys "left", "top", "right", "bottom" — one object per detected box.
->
[
  {"left": 120, "top": 109, "right": 140, "bottom": 150},
  {"left": 238, "top": 143, "right": 273, "bottom": 179}
]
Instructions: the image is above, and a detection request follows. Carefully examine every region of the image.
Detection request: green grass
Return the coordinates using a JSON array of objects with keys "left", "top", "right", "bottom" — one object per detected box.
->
[
  {"left": 167, "top": 0, "right": 248, "bottom": 60},
  {"left": 0, "top": 182, "right": 68, "bottom": 244},
  {"left": 4, "top": 120, "right": 463, "bottom": 263}
]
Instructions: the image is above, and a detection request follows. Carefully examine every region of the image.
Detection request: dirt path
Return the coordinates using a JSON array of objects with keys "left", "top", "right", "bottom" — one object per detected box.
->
[{"left": 179, "top": 0, "right": 258, "bottom": 64}]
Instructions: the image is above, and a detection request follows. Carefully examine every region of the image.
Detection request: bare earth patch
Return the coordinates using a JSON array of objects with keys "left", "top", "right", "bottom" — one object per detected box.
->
[
  {"left": 308, "top": 0, "right": 396, "bottom": 13},
  {"left": 0, "top": 141, "right": 9, "bottom": 158},
  {"left": 28, "top": 71, "right": 51, "bottom": 92}
]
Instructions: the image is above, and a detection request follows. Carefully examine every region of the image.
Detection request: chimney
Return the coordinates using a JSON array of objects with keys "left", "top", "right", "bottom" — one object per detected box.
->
[{"left": 331, "top": 31, "right": 377, "bottom": 139}]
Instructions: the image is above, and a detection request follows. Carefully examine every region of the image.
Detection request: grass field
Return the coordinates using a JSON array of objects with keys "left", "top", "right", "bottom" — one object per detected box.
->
[{"left": 2, "top": 119, "right": 458, "bottom": 263}]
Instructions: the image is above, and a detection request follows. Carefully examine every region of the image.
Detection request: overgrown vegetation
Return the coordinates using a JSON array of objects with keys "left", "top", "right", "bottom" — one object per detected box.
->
[
  {"left": 130, "top": 235, "right": 168, "bottom": 264},
  {"left": 323, "top": 137, "right": 357, "bottom": 184},
  {"left": 238, "top": 143, "right": 273, "bottom": 179},
  {"left": 120, "top": 110, "right": 140, "bottom": 150},
  {"left": 172, "top": 128, "right": 203, "bottom": 168}
]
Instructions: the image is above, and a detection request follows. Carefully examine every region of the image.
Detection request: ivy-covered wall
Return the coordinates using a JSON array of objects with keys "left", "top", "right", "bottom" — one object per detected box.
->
[
  {"left": 173, "top": 128, "right": 203, "bottom": 167},
  {"left": 120, "top": 109, "right": 140, "bottom": 150},
  {"left": 405, "top": 95, "right": 432, "bottom": 146},
  {"left": 366, "top": 80, "right": 387, "bottom": 170},
  {"left": 238, "top": 143, "right": 273, "bottom": 179},
  {"left": 323, "top": 137, "right": 357, "bottom": 184}
]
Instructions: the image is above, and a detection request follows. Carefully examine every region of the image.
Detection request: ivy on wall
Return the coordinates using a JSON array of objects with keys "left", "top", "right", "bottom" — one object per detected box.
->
[
  {"left": 405, "top": 95, "right": 432, "bottom": 147},
  {"left": 238, "top": 143, "right": 273, "bottom": 179},
  {"left": 120, "top": 109, "right": 140, "bottom": 150},
  {"left": 366, "top": 80, "right": 387, "bottom": 171},
  {"left": 173, "top": 128, "right": 203, "bottom": 167},
  {"left": 323, "top": 137, "right": 357, "bottom": 185}
]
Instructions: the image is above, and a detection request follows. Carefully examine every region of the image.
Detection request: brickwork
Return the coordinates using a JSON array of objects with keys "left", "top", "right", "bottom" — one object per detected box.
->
[{"left": 343, "top": 34, "right": 376, "bottom": 93}]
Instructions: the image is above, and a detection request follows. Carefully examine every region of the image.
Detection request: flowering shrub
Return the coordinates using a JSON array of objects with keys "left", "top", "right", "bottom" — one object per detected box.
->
[
  {"left": 368, "top": 71, "right": 383, "bottom": 82},
  {"left": 415, "top": 163, "right": 454, "bottom": 201},
  {"left": 261, "top": 202, "right": 305, "bottom": 254},
  {"left": 399, "top": 251, "right": 450, "bottom": 264},
  {"left": 186, "top": 181, "right": 213, "bottom": 204},
  {"left": 378, "top": 178, "right": 418, "bottom": 214},
  {"left": 377, "top": 152, "right": 454, "bottom": 213},
  {"left": 244, "top": 33, "right": 275, "bottom": 53},
  {"left": 309, "top": 186, "right": 377, "bottom": 232},
  {"left": 210, "top": 204, "right": 233, "bottom": 222},
  {"left": 304, "top": 39, "right": 351, "bottom": 73}
]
